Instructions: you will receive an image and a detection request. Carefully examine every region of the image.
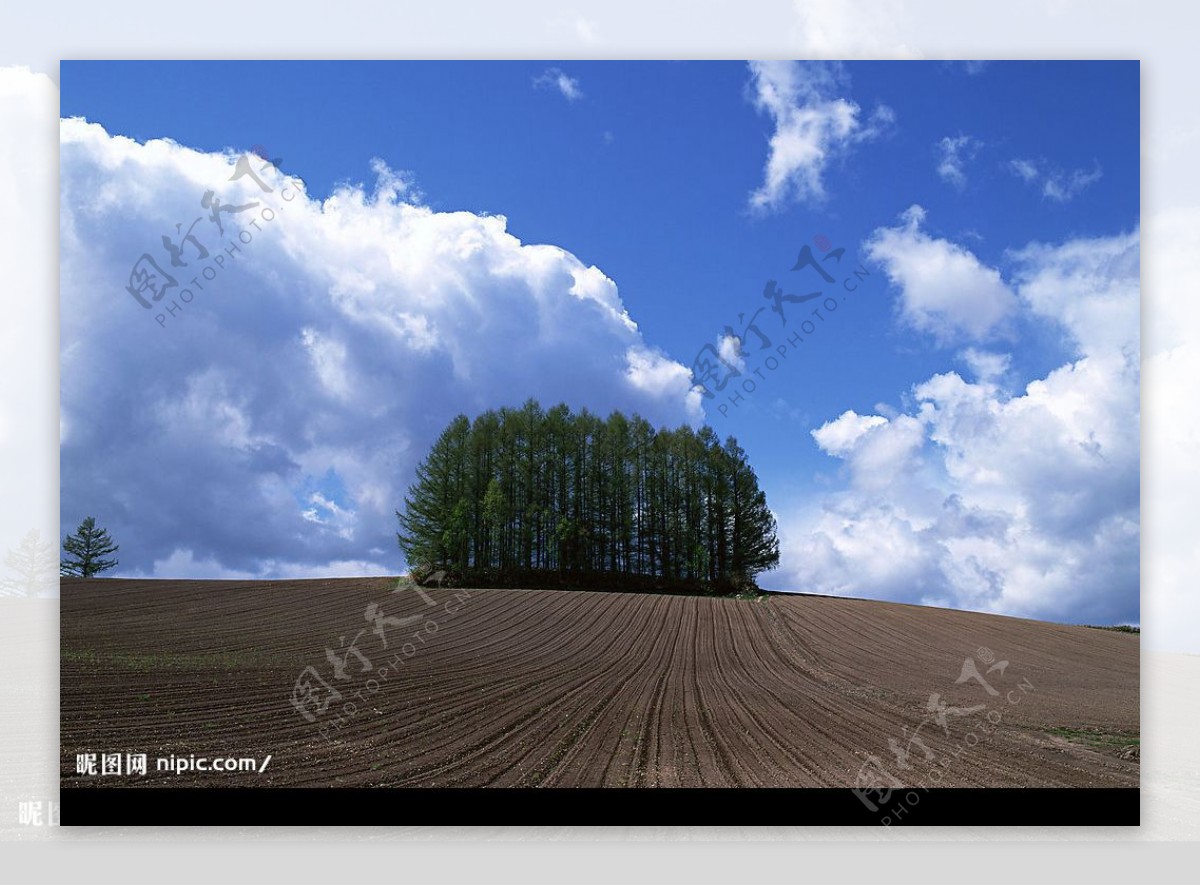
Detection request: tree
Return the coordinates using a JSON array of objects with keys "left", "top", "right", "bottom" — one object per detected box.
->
[
  {"left": 2, "top": 529, "right": 57, "bottom": 596},
  {"left": 60, "top": 517, "right": 119, "bottom": 578},
  {"left": 397, "top": 416, "right": 470, "bottom": 572},
  {"left": 724, "top": 437, "right": 780, "bottom": 586},
  {"left": 397, "top": 401, "right": 781, "bottom": 594}
]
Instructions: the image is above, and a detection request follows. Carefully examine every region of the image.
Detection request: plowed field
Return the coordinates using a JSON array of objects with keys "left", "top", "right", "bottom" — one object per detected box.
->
[{"left": 61, "top": 578, "right": 1138, "bottom": 788}]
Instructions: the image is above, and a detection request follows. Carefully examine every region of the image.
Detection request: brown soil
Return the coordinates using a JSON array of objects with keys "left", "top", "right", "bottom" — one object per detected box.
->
[{"left": 60, "top": 578, "right": 1139, "bottom": 788}]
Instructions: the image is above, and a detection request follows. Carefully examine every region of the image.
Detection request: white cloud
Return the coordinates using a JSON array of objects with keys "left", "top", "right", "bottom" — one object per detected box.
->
[
  {"left": 717, "top": 332, "right": 746, "bottom": 373},
  {"left": 1010, "top": 229, "right": 1139, "bottom": 355},
  {"left": 1042, "top": 163, "right": 1104, "bottom": 202},
  {"left": 624, "top": 347, "right": 704, "bottom": 421},
  {"left": 60, "top": 119, "right": 699, "bottom": 578},
  {"left": 1009, "top": 158, "right": 1039, "bottom": 183},
  {"left": 864, "top": 205, "right": 1018, "bottom": 344},
  {"left": 533, "top": 67, "right": 583, "bottom": 102},
  {"left": 134, "top": 548, "right": 394, "bottom": 580},
  {"left": 935, "top": 134, "right": 980, "bottom": 190},
  {"left": 958, "top": 348, "right": 1011, "bottom": 383},
  {"left": 773, "top": 229, "right": 1140, "bottom": 627},
  {"left": 746, "top": 60, "right": 892, "bottom": 211},
  {"left": 139, "top": 549, "right": 258, "bottom": 580},
  {"left": 811, "top": 410, "right": 888, "bottom": 457},
  {"left": 1008, "top": 158, "right": 1103, "bottom": 202},
  {"left": 813, "top": 411, "right": 927, "bottom": 497}
]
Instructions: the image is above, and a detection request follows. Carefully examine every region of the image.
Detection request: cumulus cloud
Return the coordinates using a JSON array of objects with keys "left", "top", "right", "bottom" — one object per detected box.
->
[
  {"left": 746, "top": 60, "right": 892, "bottom": 212},
  {"left": 935, "top": 134, "right": 980, "bottom": 190},
  {"left": 811, "top": 410, "right": 888, "bottom": 457},
  {"left": 1009, "top": 229, "right": 1140, "bottom": 355},
  {"left": 1008, "top": 158, "right": 1103, "bottom": 202},
  {"left": 717, "top": 332, "right": 747, "bottom": 373},
  {"left": 864, "top": 205, "right": 1018, "bottom": 344},
  {"left": 533, "top": 67, "right": 583, "bottom": 102},
  {"left": 958, "top": 348, "right": 1011, "bottom": 384},
  {"left": 773, "top": 228, "right": 1140, "bottom": 627},
  {"left": 60, "top": 119, "right": 699, "bottom": 578}
]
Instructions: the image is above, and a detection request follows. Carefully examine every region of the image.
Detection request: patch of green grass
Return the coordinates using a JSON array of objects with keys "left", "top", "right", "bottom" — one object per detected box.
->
[
  {"left": 1046, "top": 725, "right": 1139, "bottom": 749},
  {"left": 734, "top": 591, "right": 769, "bottom": 602}
]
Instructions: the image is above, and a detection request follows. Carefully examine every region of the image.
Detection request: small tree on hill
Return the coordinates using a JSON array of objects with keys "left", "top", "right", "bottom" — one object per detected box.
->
[{"left": 60, "top": 517, "right": 119, "bottom": 578}]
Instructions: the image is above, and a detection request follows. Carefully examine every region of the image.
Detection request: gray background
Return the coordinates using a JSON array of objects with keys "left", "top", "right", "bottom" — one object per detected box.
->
[{"left": 1, "top": 0, "right": 1195, "bottom": 881}]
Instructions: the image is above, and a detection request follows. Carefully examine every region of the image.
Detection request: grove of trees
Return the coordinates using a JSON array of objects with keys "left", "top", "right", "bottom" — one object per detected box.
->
[{"left": 397, "top": 400, "right": 780, "bottom": 594}]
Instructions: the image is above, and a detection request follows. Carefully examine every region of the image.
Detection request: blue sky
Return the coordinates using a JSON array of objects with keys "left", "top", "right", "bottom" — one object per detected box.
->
[{"left": 59, "top": 61, "right": 1140, "bottom": 625}]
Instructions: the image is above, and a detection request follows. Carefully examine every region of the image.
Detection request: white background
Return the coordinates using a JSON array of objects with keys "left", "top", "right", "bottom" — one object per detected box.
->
[{"left": 1, "top": 0, "right": 1196, "bottom": 882}]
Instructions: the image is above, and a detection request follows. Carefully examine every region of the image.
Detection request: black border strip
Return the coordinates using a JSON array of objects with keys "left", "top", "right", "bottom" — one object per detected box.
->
[{"left": 60, "top": 787, "right": 1139, "bottom": 826}]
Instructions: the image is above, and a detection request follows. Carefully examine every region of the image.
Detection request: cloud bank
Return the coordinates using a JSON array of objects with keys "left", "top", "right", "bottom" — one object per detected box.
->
[
  {"left": 774, "top": 226, "right": 1139, "bottom": 627},
  {"left": 60, "top": 119, "right": 699, "bottom": 578}
]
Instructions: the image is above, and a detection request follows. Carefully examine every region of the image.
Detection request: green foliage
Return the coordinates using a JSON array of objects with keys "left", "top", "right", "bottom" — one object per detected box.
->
[
  {"left": 60, "top": 516, "right": 119, "bottom": 578},
  {"left": 397, "top": 400, "right": 780, "bottom": 594}
]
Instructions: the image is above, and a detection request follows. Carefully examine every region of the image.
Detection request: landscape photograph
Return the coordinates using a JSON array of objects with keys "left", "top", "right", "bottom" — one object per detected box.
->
[{"left": 57, "top": 60, "right": 1140, "bottom": 825}]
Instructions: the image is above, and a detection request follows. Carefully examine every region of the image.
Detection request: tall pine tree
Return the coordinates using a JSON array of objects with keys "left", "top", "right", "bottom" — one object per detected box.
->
[{"left": 60, "top": 517, "right": 119, "bottom": 578}]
